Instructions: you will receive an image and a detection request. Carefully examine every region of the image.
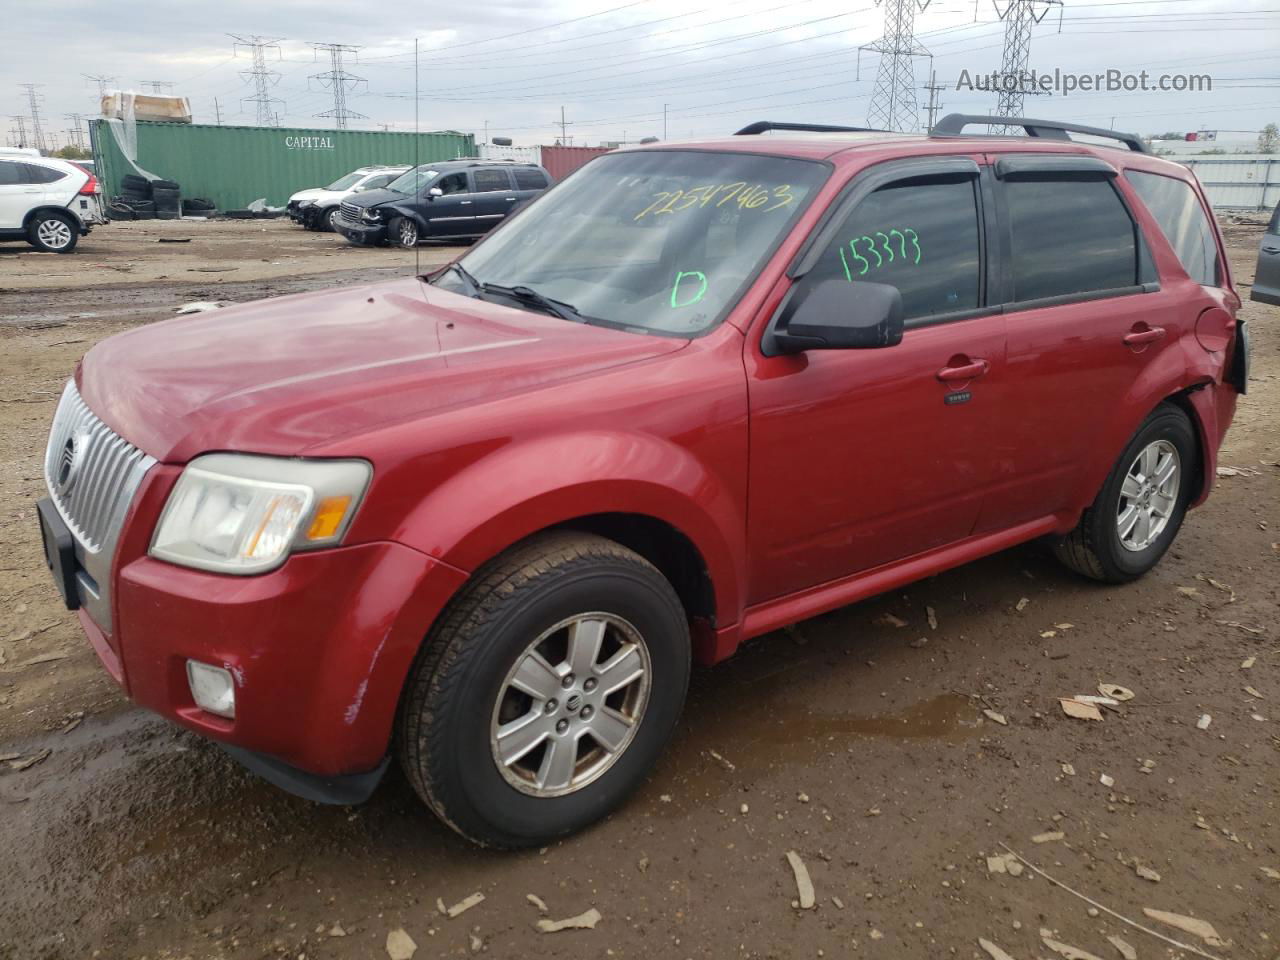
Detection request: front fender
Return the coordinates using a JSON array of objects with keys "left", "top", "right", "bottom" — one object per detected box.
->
[{"left": 390, "top": 430, "right": 747, "bottom": 629}]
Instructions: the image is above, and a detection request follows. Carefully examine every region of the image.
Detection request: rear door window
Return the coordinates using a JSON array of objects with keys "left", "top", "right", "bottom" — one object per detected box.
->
[
  {"left": 24, "top": 164, "right": 67, "bottom": 184},
  {"left": 514, "top": 168, "right": 549, "bottom": 190},
  {"left": 808, "top": 176, "right": 982, "bottom": 321},
  {"left": 1005, "top": 177, "right": 1138, "bottom": 302},
  {"left": 1125, "top": 170, "right": 1219, "bottom": 286},
  {"left": 0, "top": 161, "right": 22, "bottom": 185},
  {"left": 473, "top": 168, "right": 513, "bottom": 193}
]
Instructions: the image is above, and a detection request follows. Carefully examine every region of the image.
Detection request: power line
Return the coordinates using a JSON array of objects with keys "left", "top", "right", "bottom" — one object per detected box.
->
[
  {"left": 229, "top": 34, "right": 286, "bottom": 126},
  {"left": 138, "top": 80, "right": 175, "bottom": 94},
  {"left": 82, "top": 74, "right": 116, "bottom": 100},
  {"left": 992, "top": 0, "right": 1065, "bottom": 130},
  {"left": 924, "top": 69, "right": 946, "bottom": 130},
  {"left": 309, "top": 42, "right": 368, "bottom": 128},
  {"left": 861, "top": 0, "right": 933, "bottom": 132}
]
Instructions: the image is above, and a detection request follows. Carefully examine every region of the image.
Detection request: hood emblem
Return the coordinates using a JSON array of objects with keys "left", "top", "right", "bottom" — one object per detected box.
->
[{"left": 56, "top": 432, "right": 87, "bottom": 494}]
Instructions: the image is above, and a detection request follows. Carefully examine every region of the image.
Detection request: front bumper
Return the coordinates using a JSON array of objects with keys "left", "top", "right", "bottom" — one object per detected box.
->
[
  {"left": 334, "top": 214, "right": 388, "bottom": 246},
  {"left": 71, "top": 536, "right": 467, "bottom": 790}
]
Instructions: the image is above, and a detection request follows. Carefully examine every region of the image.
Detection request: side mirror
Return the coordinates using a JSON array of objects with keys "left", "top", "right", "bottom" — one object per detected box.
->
[
  {"left": 427, "top": 186, "right": 444, "bottom": 199},
  {"left": 773, "top": 278, "right": 904, "bottom": 353}
]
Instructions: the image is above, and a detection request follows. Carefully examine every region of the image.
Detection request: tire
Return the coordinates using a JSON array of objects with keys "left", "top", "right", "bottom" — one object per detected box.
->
[
  {"left": 391, "top": 216, "right": 419, "bottom": 248},
  {"left": 151, "top": 179, "right": 180, "bottom": 191},
  {"left": 184, "top": 198, "right": 215, "bottom": 212},
  {"left": 317, "top": 206, "right": 340, "bottom": 232},
  {"left": 27, "top": 211, "right": 79, "bottom": 253},
  {"left": 397, "top": 531, "right": 691, "bottom": 848},
  {"left": 1053, "top": 404, "right": 1197, "bottom": 583},
  {"left": 107, "top": 202, "right": 134, "bottom": 221},
  {"left": 121, "top": 174, "right": 150, "bottom": 194}
]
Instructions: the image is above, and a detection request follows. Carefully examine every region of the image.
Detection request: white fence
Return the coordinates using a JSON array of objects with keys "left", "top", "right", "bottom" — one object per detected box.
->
[
  {"left": 476, "top": 143, "right": 542, "bottom": 164},
  {"left": 1166, "top": 154, "right": 1280, "bottom": 212}
]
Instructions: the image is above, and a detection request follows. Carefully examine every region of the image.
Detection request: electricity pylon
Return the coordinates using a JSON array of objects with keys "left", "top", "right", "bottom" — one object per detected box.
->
[
  {"left": 859, "top": 0, "right": 932, "bottom": 133},
  {"left": 992, "top": 0, "right": 1064, "bottom": 131}
]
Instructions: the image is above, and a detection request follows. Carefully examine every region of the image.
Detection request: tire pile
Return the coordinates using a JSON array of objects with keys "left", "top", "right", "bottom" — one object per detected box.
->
[{"left": 107, "top": 174, "right": 216, "bottom": 220}]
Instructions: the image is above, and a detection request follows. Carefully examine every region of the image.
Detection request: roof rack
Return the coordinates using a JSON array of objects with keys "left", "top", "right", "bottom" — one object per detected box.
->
[
  {"left": 930, "top": 113, "right": 1148, "bottom": 154},
  {"left": 735, "top": 121, "right": 890, "bottom": 136}
]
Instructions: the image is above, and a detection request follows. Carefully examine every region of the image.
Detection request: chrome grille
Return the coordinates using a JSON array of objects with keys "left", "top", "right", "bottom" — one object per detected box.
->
[
  {"left": 43, "top": 381, "right": 156, "bottom": 631},
  {"left": 340, "top": 201, "right": 361, "bottom": 220}
]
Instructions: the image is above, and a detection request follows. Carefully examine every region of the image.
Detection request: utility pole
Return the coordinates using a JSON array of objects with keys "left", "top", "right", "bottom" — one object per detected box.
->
[
  {"left": 138, "top": 80, "right": 174, "bottom": 95},
  {"left": 859, "top": 0, "right": 933, "bottom": 132},
  {"left": 309, "top": 42, "right": 367, "bottom": 129},
  {"left": 924, "top": 70, "right": 945, "bottom": 131},
  {"left": 83, "top": 74, "right": 117, "bottom": 99},
  {"left": 991, "top": 0, "right": 1063, "bottom": 131},
  {"left": 483, "top": 119, "right": 489, "bottom": 143},
  {"left": 663, "top": 103, "right": 668, "bottom": 140},
  {"left": 229, "top": 34, "right": 286, "bottom": 126},
  {"left": 213, "top": 97, "right": 223, "bottom": 125},
  {"left": 19, "top": 83, "right": 47, "bottom": 152},
  {"left": 557, "top": 106, "right": 573, "bottom": 145},
  {"left": 63, "top": 113, "right": 89, "bottom": 150}
]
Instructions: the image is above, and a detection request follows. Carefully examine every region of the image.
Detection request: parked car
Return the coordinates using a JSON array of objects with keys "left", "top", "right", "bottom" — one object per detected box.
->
[
  {"left": 1252, "top": 203, "right": 1280, "bottom": 306},
  {"left": 38, "top": 115, "right": 1245, "bottom": 847},
  {"left": 286, "top": 166, "right": 409, "bottom": 232},
  {"left": 0, "top": 154, "right": 104, "bottom": 253},
  {"left": 334, "top": 158, "right": 552, "bottom": 247}
]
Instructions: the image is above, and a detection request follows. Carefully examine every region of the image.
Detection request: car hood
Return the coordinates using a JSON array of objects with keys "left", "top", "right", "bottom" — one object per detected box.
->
[
  {"left": 340, "top": 187, "right": 406, "bottom": 210},
  {"left": 288, "top": 188, "right": 326, "bottom": 203},
  {"left": 78, "top": 277, "right": 688, "bottom": 463}
]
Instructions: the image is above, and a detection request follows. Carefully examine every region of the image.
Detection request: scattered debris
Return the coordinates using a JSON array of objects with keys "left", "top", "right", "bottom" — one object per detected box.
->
[
  {"left": 831, "top": 896, "right": 845, "bottom": 909},
  {"left": 1134, "top": 863, "right": 1161, "bottom": 883},
  {"left": 1241, "top": 657, "right": 1256, "bottom": 670},
  {"left": 637, "top": 855, "right": 649, "bottom": 873},
  {"left": 1062, "top": 763, "right": 1076, "bottom": 776},
  {"left": 1176, "top": 586, "right": 1200, "bottom": 598},
  {"left": 1055, "top": 622, "right": 1075, "bottom": 630},
  {"left": 1196, "top": 714, "right": 1212, "bottom": 731},
  {"left": 18, "top": 652, "right": 67, "bottom": 667},
  {"left": 1041, "top": 630, "right": 1058, "bottom": 638},
  {"left": 1073, "top": 695, "right": 1119, "bottom": 706},
  {"left": 1260, "top": 867, "right": 1280, "bottom": 880},
  {"left": 1099, "top": 773, "right": 1115, "bottom": 787},
  {"left": 386, "top": 928, "right": 417, "bottom": 960},
  {"left": 797, "top": 791, "right": 810, "bottom": 803},
  {"left": 1107, "top": 935, "right": 1137, "bottom": 960},
  {"left": 535, "top": 908, "right": 601, "bottom": 933},
  {"left": 874, "top": 613, "right": 908, "bottom": 628},
  {"left": 983, "top": 709, "right": 1008, "bottom": 726},
  {"left": 708, "top": 748, "right": 736, "bottom": 772},
  {"left": 1195, "top": 574, "right": 1236, "bottom": 600},
  {"left": 1041, "top": 929, "right": 1106, "bottom": 960},
  {"left": 1141, "top": 909, "right": 1227, "bottom": 949},
  {"left": 785, "top": 850, "right": 816, "bottom": 909},
  {"left": 1016, "top": 597, "right": 1030, "bottom": 612},
  {"left": 469, "top": 932, "right": 483, "bottom": 953},
  {"left": 175, "top": 300, "right": 229, "bottom": 315},
  {"left": 986, "top": 853, "right": 1023, "bottom": 877},
  {"left": 8, "top": 749, "right": 50, "bottom": 771},
  {"left": 1215, "top": 620, "right": 1265, "bottom": 636},
  {"left": 978, "top": 937, "right": 1018, "bottom": 960},
  {"left": 740, "top": 802, "right": 749, "bottom": 815},
  {"left": 444, "top": 893, "right": 485, "bottom": 918},
  {"left": 1098, "top": 683, "right": 1135, "bottom": 702},
  {"left": 1061, "top": 698, "right": 1104, "bottom": 721},
  {"left": 526, "top": 894, "right": 549, "bottom": 913},
  {"left": 909, "top": 637, "right": 929, "bottom": 649},
  {"left": 1031, "top": 831, "right": 1064, "bottom": 844},
  {"left": 1244, "top": 685, "right": 1264, "bottom": 699},
  {"left": 328, "top": 923, "right": 346, "bottom": 937},
  {"left": 926, "top": 606, "right": 938, "bottom": 630}
]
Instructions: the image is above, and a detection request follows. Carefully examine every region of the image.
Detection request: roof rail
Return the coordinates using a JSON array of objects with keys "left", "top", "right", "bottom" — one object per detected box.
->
[
  {"left": 735, "top": 121, "right": 890, "bottom": 136},
  {"left": 930, "top": 113, "right": 1148, "bottom": 154}
]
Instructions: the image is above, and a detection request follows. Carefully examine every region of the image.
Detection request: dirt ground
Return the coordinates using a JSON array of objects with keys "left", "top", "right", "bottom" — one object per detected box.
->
[{"left": 0, "top": 216, "right": 1276, "bottom": 960}]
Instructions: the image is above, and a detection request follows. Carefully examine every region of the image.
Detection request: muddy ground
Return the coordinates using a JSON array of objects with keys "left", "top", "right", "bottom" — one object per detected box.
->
[{"left": 0, "top": 217, "right": 1276, "bottom": 960}]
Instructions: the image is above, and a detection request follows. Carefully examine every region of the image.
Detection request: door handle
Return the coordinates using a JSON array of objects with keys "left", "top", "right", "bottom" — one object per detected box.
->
[
  {"left": 936, "top": 359, "right": 989, "bottom": 382},
  {"left": 505, "top": 197, "right": 517, "bottom": 201},
  {"left": 459, "top": 200, "right": 472, "bottom": 205},
  {"left": 1123, "top": 326, "right": 1166, "bottom": 347},
  {"left": 1262, "top": 245, "right": 1280, "bottom": 254}
]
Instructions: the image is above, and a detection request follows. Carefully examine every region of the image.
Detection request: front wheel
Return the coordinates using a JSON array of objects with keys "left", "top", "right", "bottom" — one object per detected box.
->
[
  {"left": 28, "top": 211, "right": 78, "bottom": 253},
  {"left": 392, "top": 216, "right": 419, "bottom": 248},
  {"left": 397, "top": 532, "right": 690, "bottom": 847},
  {"left": 1054, "top": 403, "right": 1197, "bottom": 583}
]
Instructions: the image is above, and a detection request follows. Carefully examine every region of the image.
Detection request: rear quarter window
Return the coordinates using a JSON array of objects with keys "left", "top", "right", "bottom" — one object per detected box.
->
[
  {"left": 25, "top": 164, "right": 68, "bottom": 184},
  {"left": 514, "top": 168, "right": 549, "bottom": 190},
  {"left": 473, "top": 168, "right": 512, "bottom": 192},
  {"left": 1125, "top": 170, "right": 1220, "bottom": 286}
]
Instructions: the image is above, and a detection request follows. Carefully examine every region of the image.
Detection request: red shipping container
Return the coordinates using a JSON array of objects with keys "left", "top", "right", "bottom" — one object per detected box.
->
[{"left": 539, "top": 144, "right": 612, "bottom": 181}]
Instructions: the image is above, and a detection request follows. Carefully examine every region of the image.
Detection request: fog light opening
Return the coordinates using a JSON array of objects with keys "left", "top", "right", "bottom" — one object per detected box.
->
[{"left": 186, "top": 660, "right": 236, "bottom": 719}]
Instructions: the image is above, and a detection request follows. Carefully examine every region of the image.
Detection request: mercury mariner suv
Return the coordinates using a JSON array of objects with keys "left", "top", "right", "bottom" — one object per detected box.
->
[{"left": 37, "top": 116, "right": 1248, "bottom": 847}]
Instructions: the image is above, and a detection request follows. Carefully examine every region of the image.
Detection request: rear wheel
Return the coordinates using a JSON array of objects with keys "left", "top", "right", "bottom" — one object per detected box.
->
[
  {"left": 1054, "top": 404, "right": 1196, "bottom": 583},
  {"left": 397, "top": 532, "right": 690, "bottom": 847},
  {"left": 28, "top": 211, "right": 78, "bottom": 253}
]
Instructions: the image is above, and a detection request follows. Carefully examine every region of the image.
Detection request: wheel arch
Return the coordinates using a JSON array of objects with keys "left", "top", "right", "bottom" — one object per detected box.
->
[{"left": 24, "top": 205, "right": 84, "bottom": 232}]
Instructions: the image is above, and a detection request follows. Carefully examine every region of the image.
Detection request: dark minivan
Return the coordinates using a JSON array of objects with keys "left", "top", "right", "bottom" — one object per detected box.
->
[{"left": 334, "top": 159, "right": 552, "bottom": 247}]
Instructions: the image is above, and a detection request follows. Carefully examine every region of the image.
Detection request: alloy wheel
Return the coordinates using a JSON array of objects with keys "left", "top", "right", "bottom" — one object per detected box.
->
[
  {"left": 1116, "top": 439, "right": 1179, "bottom": 552},
  {"left": 37, "top": 218, "right": 73, "bottom": 250},
  {"left": 490, "top": 612, "right": 651, "bottom": 798},
  {"left": 399, "top": 220, "right": 418, "bottom": 247}
]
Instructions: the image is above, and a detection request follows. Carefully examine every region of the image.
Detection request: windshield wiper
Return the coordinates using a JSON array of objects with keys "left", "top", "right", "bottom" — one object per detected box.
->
[
  {"left": 481, "top": 282, "right": 586, "bottom": 323},
  {"left": 440, "top": 261, "right": 481, "bottom": 296}
]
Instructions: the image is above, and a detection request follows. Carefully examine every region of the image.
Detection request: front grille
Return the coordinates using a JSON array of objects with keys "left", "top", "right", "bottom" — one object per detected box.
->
[
  {"left": 340, "top": 201, "right": 361, "bottom": 220},
  {"left": 44, "top": 381, "right": 156, "bottom": 630}
]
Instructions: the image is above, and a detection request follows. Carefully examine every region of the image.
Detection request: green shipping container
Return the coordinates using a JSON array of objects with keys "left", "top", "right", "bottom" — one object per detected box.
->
[{"left": 91, "top": 120, "right": 475, "bottom": 211}]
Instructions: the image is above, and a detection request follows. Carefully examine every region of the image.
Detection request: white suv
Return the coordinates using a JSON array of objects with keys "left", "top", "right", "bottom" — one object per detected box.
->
[
  {"left": 286, "top": 165, "right": 409, "bottom": 232},
  {"left": 0, "top": 153, "right": 104, "bottom": 253}
]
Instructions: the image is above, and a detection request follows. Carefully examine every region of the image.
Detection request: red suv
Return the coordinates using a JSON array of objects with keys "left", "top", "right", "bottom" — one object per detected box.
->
[{"left": 37, "top": 115, "right": 1246, "bottom": 847}]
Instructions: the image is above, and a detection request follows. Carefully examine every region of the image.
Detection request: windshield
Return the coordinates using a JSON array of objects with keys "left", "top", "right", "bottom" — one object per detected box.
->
[
  {"left": 387, "top": 166, "right": 438, "bottom": 194},
  {"left": 437, "top": 150, "right": 827, "bottom": 336},
  {"left": 324, "top": 172, "right": 364, "bottom": 191}
]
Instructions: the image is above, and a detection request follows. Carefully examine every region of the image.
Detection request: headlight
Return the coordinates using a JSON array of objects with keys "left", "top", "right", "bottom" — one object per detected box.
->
[
  {"left": 150, "top": 453, "right": 372, "bottom": 574},
  {"left": 361, "top": 207, "right": 384, "bottom": 223},
  {"left": 296, "top": 200, "right": 315, "bottom": 209}
]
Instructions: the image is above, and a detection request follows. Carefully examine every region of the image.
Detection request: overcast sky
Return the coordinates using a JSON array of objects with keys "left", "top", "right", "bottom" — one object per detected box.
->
[{"left": 5, "top": 0, "right": 1278, "bottom": 150}]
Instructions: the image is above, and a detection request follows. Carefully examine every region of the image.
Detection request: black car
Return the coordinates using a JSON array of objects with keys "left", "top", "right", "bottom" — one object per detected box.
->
[{"left": 334, "top": 159, "right": 553, "bottom": 247}]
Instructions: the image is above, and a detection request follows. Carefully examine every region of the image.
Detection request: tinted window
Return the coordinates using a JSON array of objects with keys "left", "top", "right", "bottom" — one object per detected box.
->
[
  {"left": 1006, "top": 178, "right": 1137, "bottom": 302},
  {"left": 810, "top": 177, "right": 982, "bottom": 321},
  {"left": 435, "top": 172, "right": 468, "bottom": 195},
  {"left": 0, "top": 161, "right": 22, "bottom": 185},
  {"left": 1125, "top": 170, "right": 1219, "bottom": 286},
  {"left": 25, "top": 164, "right": 67, "bottom": 184},
  {"left": 473, "top": 168, "right": 511, "bottom": 192},
  {"left": 514, "top": 168, "right": 549, "bottom": 190},
  {"left": 361, "top": 174, "right": 395, "bottom": 190}
]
